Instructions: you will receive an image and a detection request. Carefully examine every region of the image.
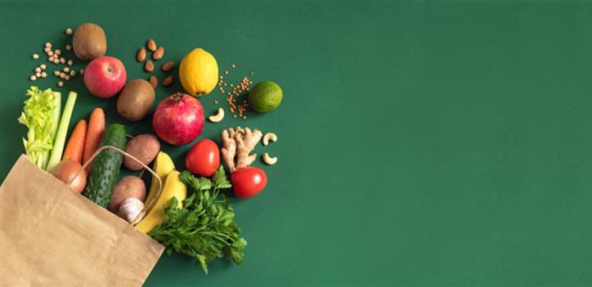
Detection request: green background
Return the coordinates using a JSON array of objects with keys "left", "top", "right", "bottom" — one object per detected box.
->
[{"left": 1, "top": 1, "right": 592, "bottom": 286}]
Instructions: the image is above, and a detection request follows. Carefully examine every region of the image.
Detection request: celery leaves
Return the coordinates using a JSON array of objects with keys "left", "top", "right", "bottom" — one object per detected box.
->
[{"left": 18, "top": 87, "right": 61, "bottom": 169}]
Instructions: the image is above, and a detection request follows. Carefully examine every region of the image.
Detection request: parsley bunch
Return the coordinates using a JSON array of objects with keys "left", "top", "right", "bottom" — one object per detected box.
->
[{"left": 149, "top": 167, "right": 247, "bottom": 275}]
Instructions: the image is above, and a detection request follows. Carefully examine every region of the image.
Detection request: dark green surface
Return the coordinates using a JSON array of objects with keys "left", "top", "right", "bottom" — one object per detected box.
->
[{"left": 2, "top": 2, "right": 592, "bottom": 286}]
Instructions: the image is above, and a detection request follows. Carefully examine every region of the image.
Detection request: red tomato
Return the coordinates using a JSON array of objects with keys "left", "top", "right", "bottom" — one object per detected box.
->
[
  {"left": 185, "top": 139, "right": 220, "bottom": 177},
  {"left": 231, "top": 167, "right": 267, "bottom": 198}
]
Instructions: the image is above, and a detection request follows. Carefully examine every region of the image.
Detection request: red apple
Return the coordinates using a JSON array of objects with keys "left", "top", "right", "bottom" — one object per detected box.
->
[{"left": 84, "top": 56, "right": 127, "bottom": 98}]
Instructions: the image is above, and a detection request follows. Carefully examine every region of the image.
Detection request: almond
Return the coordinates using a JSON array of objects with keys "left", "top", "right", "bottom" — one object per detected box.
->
[
  {"left": 144, "top": 60, "right": 154, "bottom": 72},
  {"left": 136, "top": 47, "right": 146, "bottom": 62},
  {"left": 148, "top": 76, "right": 158, "bottom": 89},
  {"left": 147, "top": 38, "right": 157, "bottom": 52},
  {"left": 153, "top": 46, "right": 165, "bottom": 61},
  {"left": 162, "top": 76, "right": 174, "bottom": 87},
  {"left": 161, "top": 61, "right": 174, "bottom": 72}
]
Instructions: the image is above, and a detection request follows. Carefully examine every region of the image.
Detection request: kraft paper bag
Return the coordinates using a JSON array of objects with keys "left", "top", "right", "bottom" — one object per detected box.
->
[{"left": 0, "top": 155, "right": 164, "bottom": 287}]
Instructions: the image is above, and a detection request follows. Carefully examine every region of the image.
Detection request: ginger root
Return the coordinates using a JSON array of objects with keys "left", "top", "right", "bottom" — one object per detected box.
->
[{"left": 221, "top": 127, "right": 262, "bottom": 173}]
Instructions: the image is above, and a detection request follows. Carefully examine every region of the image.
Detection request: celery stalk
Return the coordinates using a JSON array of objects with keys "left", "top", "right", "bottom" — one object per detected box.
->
[
  {"left": 41, "top": 92, "right": 62, "bottom": 170},
  {"left": 50, "top": 92, "right": 62, "bottom": 139},
  {"left": 18, "top": 87, "right": 60, "bottom": 170},
  {"left": 46, "top": 91, "right": 77, "bottom": 171}
]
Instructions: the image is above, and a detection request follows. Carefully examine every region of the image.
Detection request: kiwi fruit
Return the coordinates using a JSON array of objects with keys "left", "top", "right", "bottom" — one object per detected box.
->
[
  {"left": 117, "top": 79, "right": 155, "bottom": 121},
  {"left": 72, "top": 23, "right": 107, "bottom": 61}
]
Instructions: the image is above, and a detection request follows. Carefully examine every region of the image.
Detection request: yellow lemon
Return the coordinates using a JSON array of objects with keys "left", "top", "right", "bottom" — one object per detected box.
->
[{"left": 179, "top": 48, "right": 219, "bottom": 96}]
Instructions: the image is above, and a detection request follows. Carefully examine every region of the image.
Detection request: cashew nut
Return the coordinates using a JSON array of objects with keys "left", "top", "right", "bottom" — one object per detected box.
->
[
  {"left": 262, "top": 132, "right": 278, "bottom": 146},
  {"left": 262, "top": 152, "right": 278, "bottom": 165},
  {"left": 208, "top": 108, "right": 225, "bottom": 123}
]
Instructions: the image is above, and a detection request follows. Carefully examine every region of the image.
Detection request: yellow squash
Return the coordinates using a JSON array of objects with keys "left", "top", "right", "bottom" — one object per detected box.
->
[
  {"left": 144, "top": 151, "right": 175, "bottom": 214},
  {"left": 136, "top": 170, "right": 187, "bottom": 234}
]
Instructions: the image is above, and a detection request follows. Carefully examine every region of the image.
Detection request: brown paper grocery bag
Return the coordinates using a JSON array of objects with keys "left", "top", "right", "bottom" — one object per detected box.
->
[{"left": 0, "top": 155, "right": 164, "bottom": 287}]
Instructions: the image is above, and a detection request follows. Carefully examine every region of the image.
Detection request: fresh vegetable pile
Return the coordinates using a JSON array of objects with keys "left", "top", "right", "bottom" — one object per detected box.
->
[{"left": 18, "top": 22, "right": 283, "bottom": 274}]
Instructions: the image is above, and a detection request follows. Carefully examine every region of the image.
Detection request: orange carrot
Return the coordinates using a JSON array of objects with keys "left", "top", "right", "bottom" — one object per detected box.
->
[
  {"left": 82, "top": 108, "right": 105, "bottom": 172},
  {"left": 63, "top": 120, "right": 87, "bottom": 164}
]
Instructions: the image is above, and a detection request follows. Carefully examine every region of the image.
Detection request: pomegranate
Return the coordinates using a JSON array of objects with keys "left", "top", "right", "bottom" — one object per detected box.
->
[{"left": 153, "top": 93, "right": 204, "bottom": 145}]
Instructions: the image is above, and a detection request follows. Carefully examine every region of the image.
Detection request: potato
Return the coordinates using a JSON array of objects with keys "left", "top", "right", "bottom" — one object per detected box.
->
[
  {"left": 108, "top": 176, "right": 146, "bottom": 212},
  {"left": 72, "top": 23, "right": 107, "bottom": 61},
  {"left": 123, "top": 134, "right": 160, "bottom": 170},
  {"left": 117, "top": 79, "right": 155, "bottom": 121}
]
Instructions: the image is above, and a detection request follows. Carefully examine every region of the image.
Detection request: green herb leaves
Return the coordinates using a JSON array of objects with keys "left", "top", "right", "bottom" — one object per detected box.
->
[
  {"left": 149, "top": 167, "right": 246, "bottom": 275},
  {"left": 18, "top": 87, "right": 61, "bottom": 169}
]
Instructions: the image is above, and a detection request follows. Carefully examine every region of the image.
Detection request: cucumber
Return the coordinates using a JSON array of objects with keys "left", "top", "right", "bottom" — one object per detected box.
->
[{"left": 83, "top": 124, "right": 127, "bottom": 208}]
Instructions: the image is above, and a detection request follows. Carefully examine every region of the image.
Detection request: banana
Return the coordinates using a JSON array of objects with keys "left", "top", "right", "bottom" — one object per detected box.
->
[
  {"left": 144, "top": 151, "right": 175, "bottom": 214},
  {"left": 136, "top": 170, "right": 187, "bottom": 234}
]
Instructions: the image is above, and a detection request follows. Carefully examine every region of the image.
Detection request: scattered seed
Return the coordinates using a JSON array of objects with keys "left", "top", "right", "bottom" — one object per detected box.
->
[
  {"left": 59, "top": 73, "right": 66, "bottom": 79},
  {"left": 44, "top": 47, "right": 51, "bottom": 53},
  {"left": 30, "top": 75, "right": 36, "bottom": 81},
  {"left": 224, "top": 71, "right": 229, "bottom": 75},
  {"left": 53, "top": 71, "right": 60, "bottom": 76},
  {"left": 215, "top": 100, "right": 219, "bottom": 104},
  {"left": 48, "top": 56, "right": 54, "bottom": 62},
  {"left": 66, "top": 45, "right": 72, "bottom": 51},
  {"left": 57, "top": 81, "right": 63, "bottom": 87},
  {"left": 41, "top": 72, "right": 47, "bottom": 78},
  {"left": 68, "top": 60, "right": 73, "bottom": 66},
  {"left": 137, "top": 47, "right": 146, "bottom": 62},
  {"left": 35, "top": 72, "right": 41, "bottom": 77},
  {"left": 63, "top": 67, "right": 70, "bottom": 72},
  {"left": 148, "top": 76, "right": 158, "bottom": 89},
  {"left": 65, "top": 75, "right": 71, "bottom": 81},
  {"left": 32, "top": 54, "right": 39, "bottom": 59},
  {"left": 40, "top": 64, "right": 46, "bottom": 70},
  {"left": 162, "top": 76, "right": 174, "bottom": 87},
  {"left": 147, "top": 38, "right": 157, "bottom": 52},
  {"left": 70, "top": 70, "right": 76, "bottom": 77},
  {"left": 45, "top": 42, "right": 52, "bottom": 48},
  {"left": 55, "top": 49, "right": 61, "bottom": 55},
  {"left": 144, "top": 60, "right": 154, "bottom": 72},
  {"left": 35, "top": 67, "right": 41, "bottom": 73},
  {"left": 232, "top": 64, "right": 236, "bottom": 68},
  {"left": 65, "top": 28, "right": 73, "bottom": 36},
  {"left": 48, "top": 51, "right": 54, "bottom": 56},
  {"left": 161, "top": 61, "right": 174, "bottom": 72},
  {"left": 53, "top": 59, "right": 59, "bottom": 64},
  {"left": 80, "top": 69, "right": 84, "bottom": 75},
  {"left": 153, "top": 46, "right": 165, "bottom": 60},
  {"left": 59, "top": 58, "right": 65, "bottom": 64}
]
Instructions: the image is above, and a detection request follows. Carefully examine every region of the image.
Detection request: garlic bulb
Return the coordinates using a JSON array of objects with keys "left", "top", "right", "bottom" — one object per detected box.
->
[{"left": 118, "top": 198, "right": 145, "bottom": 225}]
